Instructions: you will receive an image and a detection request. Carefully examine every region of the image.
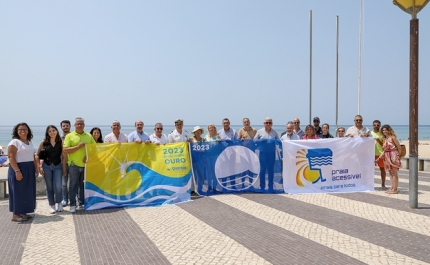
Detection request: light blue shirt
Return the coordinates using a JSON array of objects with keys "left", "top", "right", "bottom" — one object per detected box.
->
[
  {"left": 128, "top": 130, "right": 150, "bottom": 142},
  {"left": 281, "top": 132, "right": 300, "bottom": 141},
  {"left": 218, "top": 128, "right": 238, "bottom": 140},
  {"left": 254, "top": 128, "right": 279, "bottom": 139}
]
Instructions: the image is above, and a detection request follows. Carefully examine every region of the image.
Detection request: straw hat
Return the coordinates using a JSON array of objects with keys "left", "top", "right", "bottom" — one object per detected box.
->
[{"left": 192, "top": 126, "right": 204, "bottom": 135}]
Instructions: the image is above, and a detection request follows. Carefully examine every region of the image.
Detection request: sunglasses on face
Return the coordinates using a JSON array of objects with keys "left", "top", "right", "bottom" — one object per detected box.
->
[
  {"left": 293, "top": 122, "right": 300, "bottom": 124},
  {"left": 355, "top": 119, "right": 362, "bottom": 122},
  {"left": 264, "top": 122, "right": 272, "bottom": 124},
  {"left": 156, "top": 128, "right": 163, "bottom": 130}
]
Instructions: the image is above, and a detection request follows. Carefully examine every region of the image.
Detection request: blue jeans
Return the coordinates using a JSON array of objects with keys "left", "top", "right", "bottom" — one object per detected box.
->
[
  {"left": 62, "top": 164, "right": 69, "bottom": 202},
  {"left": 42, "top": 163, "right": 63, "bottom": 205},
  {"left": 69, "top": 163, "right": 85, "bottom": 207}
]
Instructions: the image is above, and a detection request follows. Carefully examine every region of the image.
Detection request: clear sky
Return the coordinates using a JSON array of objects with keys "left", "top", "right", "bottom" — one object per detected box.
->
[{"left": 1, "top": 1, "right": 429, "bottom": 127}]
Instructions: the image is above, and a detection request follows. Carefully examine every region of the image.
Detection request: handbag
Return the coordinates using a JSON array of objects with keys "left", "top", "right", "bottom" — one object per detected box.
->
[{"left": 399, "top": 144, "right": 406, "bottom": 158}]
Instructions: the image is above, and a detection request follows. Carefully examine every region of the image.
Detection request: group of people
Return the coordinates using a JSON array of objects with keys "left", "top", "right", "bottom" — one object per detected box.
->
[{"left": 6, "top": 114, "right": 402, "bottom": 222}]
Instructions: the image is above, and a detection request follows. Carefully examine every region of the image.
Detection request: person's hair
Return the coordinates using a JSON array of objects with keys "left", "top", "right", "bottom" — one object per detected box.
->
[
  {"left": 60, "top": 120, "right": 71, "bottom": 126},
  {"left": 154, "top": 123, "right": 163, "bottom": 129},
  {"left": 112, "top": 120, "right": 120, "bottom": 126},
  {"left": 287, "top": 121, "right": 293, "bottom": 125},
  {"left": 305, "top": 125, "right": 315, "bottom": 136},
  {"left": 336, "top": 126, "right": 345, "bottom": 137},
  {"left": 381, "top": 124, "right": 397, "bottom": 138},
  {"left": 373, "top": 120, "right": 381, "bottom": 125},
  {"left": 242, "top": 117, "right": 249, "bottom": 122},
  {"left": 223, "top": 118, "right": 230, "bottom": 123},
  {"left": 207, "top": 123, "right": 217, "bottom": 131},
  {"left": 43, "top": 125, "right": 62, "bottom": 144},
  {"left": 355, "top": 115, "right": 363, "bottom": 120},
  {"left": 135, "top": 120, "right": 143, "bottom": 126},
  {"left": 90, "top": 127, "right": 104, "bottom": 143},
  {"left": 12, "top": 122, "right": 33, "bottom": 140},
  {"left": 75, "top": 117, "right": 85, "bottom": 123}
]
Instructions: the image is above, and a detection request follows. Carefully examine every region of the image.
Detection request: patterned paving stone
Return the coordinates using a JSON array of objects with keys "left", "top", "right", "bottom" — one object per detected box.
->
[
  {"left": 179, "top": 196, "right": 364, "bottom": 265},
  {"left": 20, "top": 203, "right": 80, "bottom": 265},
  {"left": 0, "top": 205, "right": 32, "bottom": 265},
  {"left": 242, "top": 193, "right": 430, "bottom": 264},
  {"left": 212, "top": 194, "right": 426, "bottom": 265},
  {"left": 73, "top": 207, "right": 170, "bottom": 265},
  {"left": 125, "top": 205, "right": 270, "bottom": 265},
  {"left": 284, "top": 193, "right": 430, "bottom": 236}
]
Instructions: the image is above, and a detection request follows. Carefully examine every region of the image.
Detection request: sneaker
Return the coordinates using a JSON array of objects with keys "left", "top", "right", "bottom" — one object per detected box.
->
[
  {"left": 49, "top": 206, "right": 56, "bottom": 214},
  {"left": 57, "top": 203, "right": 63, "bottom": 212},
  {"left": 70, "top": 206, "right": 76, "bottom": 213},
  {"left": 61, "top": 200, "right": 67, "bottom": 207},
  {"left": 78, "top": 204, "right": 85, "bottom": 210}
]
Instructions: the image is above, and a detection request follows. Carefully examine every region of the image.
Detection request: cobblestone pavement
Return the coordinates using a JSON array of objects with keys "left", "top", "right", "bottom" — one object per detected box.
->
[{"left": 0, "top": 169, "right": 429, "bottom": 265}]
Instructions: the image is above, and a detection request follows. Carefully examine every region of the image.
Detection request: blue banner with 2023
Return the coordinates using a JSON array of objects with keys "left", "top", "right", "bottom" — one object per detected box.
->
[{"left": 190, "top": 139, "right": 284, "bottom": 195}]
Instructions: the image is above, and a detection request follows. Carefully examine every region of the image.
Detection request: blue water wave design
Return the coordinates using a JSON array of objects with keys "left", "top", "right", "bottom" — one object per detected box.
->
[
  {"left": 308, "top": 157, "right": 332, "bottom": 166},
  {"left": 85, "top": 162, "right": 191, "bottom": 209}
]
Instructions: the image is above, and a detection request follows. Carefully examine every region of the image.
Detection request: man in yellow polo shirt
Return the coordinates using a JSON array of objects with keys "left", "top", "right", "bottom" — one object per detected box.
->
[{"left": 63, "top": 117, "right": 95, "bottom": 213}]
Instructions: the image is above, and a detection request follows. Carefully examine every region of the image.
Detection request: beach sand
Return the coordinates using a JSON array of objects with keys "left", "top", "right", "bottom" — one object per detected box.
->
[{"left": 400, "top": 140, "right": 430, "bottom": 158}]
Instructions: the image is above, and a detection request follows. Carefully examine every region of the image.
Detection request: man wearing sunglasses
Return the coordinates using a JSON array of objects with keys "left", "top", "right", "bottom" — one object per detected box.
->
[
  {"left": 254, "top": 117, "right": 279, "bottom": 192},
  {"left": 292, "top": 118, "right": 305, "bottom": 138},
  {"left": 346, "top": 115, "right": 371, "bottom": 137},
  {"left": 150, "top": 123, "right": 168, "bottom": 144},
  {"left": 313, "top": 117, "right": 323, "bottom": 137}
]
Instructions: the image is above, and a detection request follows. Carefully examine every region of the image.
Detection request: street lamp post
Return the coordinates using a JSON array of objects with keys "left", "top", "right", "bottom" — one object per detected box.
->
[{"left": 393, "top": 0, "right": 429, "bottom": 208}]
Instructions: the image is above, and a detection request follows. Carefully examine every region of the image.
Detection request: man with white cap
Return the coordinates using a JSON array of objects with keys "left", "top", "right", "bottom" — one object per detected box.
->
[{"left": 168, "top": 119, "right": 189, "bottom": 143}]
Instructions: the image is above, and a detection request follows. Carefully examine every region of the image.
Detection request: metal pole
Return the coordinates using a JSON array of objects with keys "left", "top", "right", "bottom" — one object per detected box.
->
[
  {"left": 358, "top": 0, "right": 363, "bottom": 114},
  {"left": 409, "top": 18, "right": 419, "bottom": 208},
  {"left": 336, "top": 16, "right": 339, "bottom": 129},
  {"left": 309, "top": 10, "right": 313, "bottom": 125}
]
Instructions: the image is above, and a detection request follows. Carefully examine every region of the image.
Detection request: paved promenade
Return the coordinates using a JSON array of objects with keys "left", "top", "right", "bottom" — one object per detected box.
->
[{"left": 1, "top": 169, "right": 429, "bottom": 265}]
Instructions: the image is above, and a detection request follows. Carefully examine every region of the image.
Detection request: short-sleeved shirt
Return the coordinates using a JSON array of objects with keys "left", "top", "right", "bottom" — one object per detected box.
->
[
  {"left": 294, "top": 129, "right": 305, "bottom": 138},
  {"left": 64, "top": 131, "right": 95, "bottom": 167},
  {"left": 346, "top": 126, "right": 371, "bottom": 137},
  {"left": 315, "top": 127, "right": 323, "bottom": 137},
  {"left": 254, "top": 128, "right": 279, "bottom": 139},
  {"left": 218, "top": 128, "right": 238, "bottom": 140},
  {"left": 8, "top": 139, "right": 35, "bottom": 163},
  {"left": 281, "top": 133, "right": 300, "bottom": 141},
  {"left": 371, "top": 131, "right": 384, "bottom": 155},
  {"left": 168, "top": 129, "right": 189, "bottom": 143},
  {"left": 104, "top": 132, "right": 128, "bottom": 143},
  {"left": 128, "top": 130, "right": 150, "bottom": 142},
  {"left": 150, "top": 133, "right": 168, "bottom": 144},
  {"left": 238, "top": 127, "right": 257, "bottom": 139}
]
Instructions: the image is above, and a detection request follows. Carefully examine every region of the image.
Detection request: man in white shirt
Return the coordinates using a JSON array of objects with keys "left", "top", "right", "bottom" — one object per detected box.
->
[
  {"left": 254, "top": 117, "right": 279, "bottom": 192},
  {"left": 128, "top": 120, "right": 150, "bottom": 143},
  {"left": 104, "top": 120, "right": 128, "bottom": 143},
  {"left": 346, "top": 115, "right": 371, "bottom": 137},
  {"left": 150, "top": 123, "right": 168, "bottom": 144},
  {"left": 281, "top": 123, "right": 300, "bottom": 141},
  {"left": 168, "top": 119, "right": 189, "bottom": 143}
]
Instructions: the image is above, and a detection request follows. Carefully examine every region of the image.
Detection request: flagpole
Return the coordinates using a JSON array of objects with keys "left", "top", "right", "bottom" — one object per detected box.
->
[
  {"left": 358, "top": 0, "right": 363, "bottom": 114},
  {"left": 309, "top": 10, "right": 313, "bottom": 124},
  {"left": 336, "top": 16, "right": 339, "bottom": 129}
]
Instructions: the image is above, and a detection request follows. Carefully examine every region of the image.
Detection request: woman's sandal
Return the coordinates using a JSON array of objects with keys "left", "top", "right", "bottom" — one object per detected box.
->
[
  {"left": 387, "top": 190, "right": 398, "bottom": 194},
  {"left": 20, "top": 214, "right": 32, "bottom": 219},
  {"left": 11, "top": 217, "right": 27, "bottom": 222}
]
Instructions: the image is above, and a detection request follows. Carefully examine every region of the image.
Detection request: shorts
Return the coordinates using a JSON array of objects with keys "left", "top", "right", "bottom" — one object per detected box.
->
[{"left": 375, "top": 155, "right": 385, "bottom": 168}]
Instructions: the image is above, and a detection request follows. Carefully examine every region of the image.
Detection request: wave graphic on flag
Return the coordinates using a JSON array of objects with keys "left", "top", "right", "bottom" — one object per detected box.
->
[{"left": 85, "top": 161, "right": 191, "bottom": 210}]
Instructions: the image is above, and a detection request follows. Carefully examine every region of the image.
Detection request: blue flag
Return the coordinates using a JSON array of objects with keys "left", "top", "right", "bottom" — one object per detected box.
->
[{"left": 190, "top": 139, "right": 284, "bottom": 195}]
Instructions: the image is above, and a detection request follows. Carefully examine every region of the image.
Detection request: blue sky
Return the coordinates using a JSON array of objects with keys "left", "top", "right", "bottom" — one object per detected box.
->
[{"left": 1, "top": 1, "right": 429, "bottom": 127}]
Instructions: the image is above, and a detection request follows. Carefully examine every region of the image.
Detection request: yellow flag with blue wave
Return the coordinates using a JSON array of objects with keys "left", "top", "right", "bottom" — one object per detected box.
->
[{"left": 84, "top": 142, "right": 191, "bottom": 210}]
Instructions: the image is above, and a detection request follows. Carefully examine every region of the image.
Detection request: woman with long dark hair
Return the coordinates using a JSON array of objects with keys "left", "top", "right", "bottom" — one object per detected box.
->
[
  {"left": 7, "top": 122, "right": 37, "bottom": 222},
  {"left": 36, "top": 125, "right": 66, "bottom": 213},
  {"left": 90, "top": 127, "right": 104, "bottom": 143}
]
